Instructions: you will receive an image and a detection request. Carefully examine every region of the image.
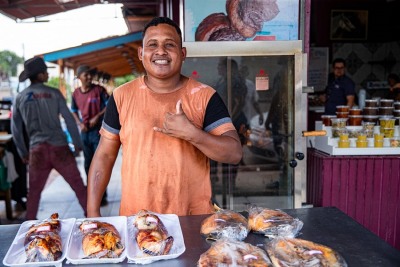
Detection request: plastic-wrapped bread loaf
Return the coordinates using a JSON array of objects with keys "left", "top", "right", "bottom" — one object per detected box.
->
[
  {"left": 199, "top": 239, "right": 273, "bottom": 267},
  {"left": 200, "top": 209, "right": 249, "bottom": 241},
  {"left": 266, "top": 238, "right": 347, "bottom": 267},
  {"left": 248, "top": 206, "right": 303, "bottom": 238}
]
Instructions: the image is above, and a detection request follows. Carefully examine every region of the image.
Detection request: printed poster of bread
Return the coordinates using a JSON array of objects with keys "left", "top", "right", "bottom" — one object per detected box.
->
[
  {"left": 266, "top": 238, "right": 347, "bottom": 267},
  {"left": 185, "top": 0, "right": 299, "bottom": 41}
]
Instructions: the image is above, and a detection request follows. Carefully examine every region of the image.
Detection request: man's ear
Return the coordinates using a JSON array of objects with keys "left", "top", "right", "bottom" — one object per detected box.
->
[
  {"left": 181, "top": 47, "right": 187, "bottom": 61},
  {"left": 138, "top": 47, "right": 143, "bottom": 60}
]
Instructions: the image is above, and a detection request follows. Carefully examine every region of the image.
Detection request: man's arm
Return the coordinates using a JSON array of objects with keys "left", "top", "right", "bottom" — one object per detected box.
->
[
  {"left": 189, "top": 129, "right": 242, "bottom": 164},
  {"left": 88, "top": 107, "right": 107, "bottom": 128},
  {"left": 88, "top": 87, "right": 109, "bottom": 128},
  {"left": 58, "top": 92, "right": 83, "bottom": 151},
  {"left": 11, "top": 103, "right": 29, "bottom": 163},
  {"left": 346, "top": 95, "right": 355, "bottom": 108},
  {"left": 87, "top": 136, "right": 120, "bottom": 217}
]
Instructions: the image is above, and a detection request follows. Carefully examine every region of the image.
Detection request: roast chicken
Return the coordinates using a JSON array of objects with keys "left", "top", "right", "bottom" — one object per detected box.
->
[
  {"left": 24, "top": 213, "right": 62, "bottom": 262},
  {"left": 133, "top": 210, "right": 174, "bottom": 256},
  {"left": 79, "top": 220, "right": 124, "bottom": 258}
]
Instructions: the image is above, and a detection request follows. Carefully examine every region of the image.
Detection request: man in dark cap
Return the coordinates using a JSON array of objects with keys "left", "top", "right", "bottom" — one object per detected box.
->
[
  {"left": 71, "top": 65, "right": 109, "bottom": 206},
  {"left": 12, "top": 56, "right": 87, "bottom": 220}
]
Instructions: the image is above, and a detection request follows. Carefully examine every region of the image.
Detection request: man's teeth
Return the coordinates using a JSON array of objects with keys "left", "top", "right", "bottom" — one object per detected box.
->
[{"left": 154, "top": 60, "right": 168, "bottom": 64}]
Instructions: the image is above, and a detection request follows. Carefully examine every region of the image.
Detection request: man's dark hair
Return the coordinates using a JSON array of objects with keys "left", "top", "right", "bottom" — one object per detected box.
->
[
  {"left": 332, "top": 58, "right": 346, "bottom": 67},
  {"left": 142, "top": 17, "right": 182, "bottom": 45}
]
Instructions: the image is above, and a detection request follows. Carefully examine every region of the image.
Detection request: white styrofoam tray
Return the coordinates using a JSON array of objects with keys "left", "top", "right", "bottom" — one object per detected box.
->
[
  {"left": 127, "top": 213, "right": 186, "bottom": 265},
  {"left": 66, "top": 216, "right": 127, "bottom": 265},
  {"left": 3, "top": 217, "right": 76, "bottom": 267}
]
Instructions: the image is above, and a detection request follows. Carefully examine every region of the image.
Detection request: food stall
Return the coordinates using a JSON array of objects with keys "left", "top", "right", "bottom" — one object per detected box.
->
[
  {"left": 307, "top": 102, "right": 400, "bottom": 250},
  {"left": 1, "top": 207, "right": 400, "bottom": 266}
]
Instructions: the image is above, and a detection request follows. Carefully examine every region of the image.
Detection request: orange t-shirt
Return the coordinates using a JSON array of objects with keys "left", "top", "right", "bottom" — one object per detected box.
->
[{"left": 100, "top": 76, "right": 235, "bottom": 216}]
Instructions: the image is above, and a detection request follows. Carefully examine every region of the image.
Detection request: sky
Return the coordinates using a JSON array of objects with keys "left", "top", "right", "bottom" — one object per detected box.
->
[{"left": 0, "top": 3, "right": 128, "bottom": 60}]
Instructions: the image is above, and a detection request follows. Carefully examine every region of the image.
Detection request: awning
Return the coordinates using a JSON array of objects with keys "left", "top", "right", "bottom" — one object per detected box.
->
[{"left": 39, "top": 31, "right": 145, "bottom": 78}]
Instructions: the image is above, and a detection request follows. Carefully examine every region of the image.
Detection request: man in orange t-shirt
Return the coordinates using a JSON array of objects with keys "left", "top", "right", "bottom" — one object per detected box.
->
[{"left": 87, "top": 17, "right": 242, "bottom": 217}]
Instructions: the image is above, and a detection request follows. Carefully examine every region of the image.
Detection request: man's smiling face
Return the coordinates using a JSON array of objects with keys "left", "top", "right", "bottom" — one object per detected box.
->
[{"left": 139, "top": 23, "right": 186, "bottom": 80}]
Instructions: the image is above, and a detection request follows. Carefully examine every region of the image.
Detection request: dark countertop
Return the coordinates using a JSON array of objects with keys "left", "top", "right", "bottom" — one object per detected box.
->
[{"left": 1, "top": 207, "right": 400, "bottom": 266}]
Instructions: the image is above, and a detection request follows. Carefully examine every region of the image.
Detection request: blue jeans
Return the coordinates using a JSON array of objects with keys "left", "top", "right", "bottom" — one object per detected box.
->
[
  {"left": 81, "top": 129, "right": 107, "bottom": 200},
  {"left": 81, "top": 129, "right": 101, "bottom": 175}
]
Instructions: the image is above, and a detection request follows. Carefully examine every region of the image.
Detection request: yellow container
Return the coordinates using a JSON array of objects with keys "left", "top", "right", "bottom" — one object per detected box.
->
[
  {"left": 374, "top": 133, "right": 384, "bottom": 141},
  {"left": 379, "top": 118, "right": 396, "bottom": 128},
  {"left": 356, "top": 140, "right": 368, "bottom": 148},
  {"left": 380, "top": 128, "right": 394, "bottom": 138},
  {"left": 338, "top": 140, "right": 350, "bottom": 148},
  {"left": 374, "top": 141, "right": 384, "bottom": 147},
  {"left": 357, "top": 134, "right": 367, "bottom": 141},
  {"left": 339, "top": 134, "right": 349, "bottom": 141}
]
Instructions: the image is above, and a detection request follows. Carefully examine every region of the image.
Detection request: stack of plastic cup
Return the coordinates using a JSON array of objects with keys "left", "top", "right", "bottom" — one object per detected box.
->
[
  {"left": 338, "top": 130, "right": 350, "bottom": 148},
  {"left": 379, "top": 117, "right": 396, "bottom": 138},
  {"left": 356, "top": 131, "right": 368, "bottom": 148},
  {"left": 374, "top": 133, "right": 384, "bottom": 147}
]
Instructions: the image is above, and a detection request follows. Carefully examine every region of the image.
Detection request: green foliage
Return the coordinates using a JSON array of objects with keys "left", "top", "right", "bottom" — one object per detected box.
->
[
  {"left": 0, "top": 50, "right": 24, "bottom": 76},
  {"left": 45, "top": 77, "right": 72, "bottom": 103},
  {"left": 114, "top": 74, "right": 135, "bottom": 87},
  {"left": 46, "top": 77, "right": 61, "bottom": 89}
]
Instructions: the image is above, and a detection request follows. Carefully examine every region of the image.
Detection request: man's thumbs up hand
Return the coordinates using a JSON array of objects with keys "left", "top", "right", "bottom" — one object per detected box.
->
[
  {"left": 153, "top": 99, "right": 194, "bottom": 140},
  {"left": 176, "top": 99, "right": 183, "bottom": 115}
]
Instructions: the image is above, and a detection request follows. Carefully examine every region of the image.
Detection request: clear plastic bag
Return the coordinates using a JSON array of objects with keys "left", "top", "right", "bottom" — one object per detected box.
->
[
  {"left": 3, "top": 213, "right": 75, "bottom": 267},
  {"left": 67, "top": 216, "right": 126, "bottom": 263},
  {"left": 127, "top": 210, "right": 185, "bottom": 264},
  {"left": 248, "top": 205, "right": 303, "bottom": 238},
  {"left": 265, "top": 237, "right": 348, "bottom": 267},
  {"left": 198, "top": 238, "right": 273, "bottom": 267},
  {"left": 200, "top": 209, "right": 249, "bottom": 241}
]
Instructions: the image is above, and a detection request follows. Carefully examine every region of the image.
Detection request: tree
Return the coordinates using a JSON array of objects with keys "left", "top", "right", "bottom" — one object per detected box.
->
[
  {"left": 114, "top": 74, "right": 135, "bottom": 87},
  {"left": 46, "top": 77, "right": 72, "bottom": 104},
  {"left": 0, "top": 50, "right": 24, "bottom": 77}
]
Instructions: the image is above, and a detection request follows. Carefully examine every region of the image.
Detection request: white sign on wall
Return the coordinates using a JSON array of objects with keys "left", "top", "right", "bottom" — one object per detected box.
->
[{"left": 308, "top": 47, "right": 329, "bottom": 92}]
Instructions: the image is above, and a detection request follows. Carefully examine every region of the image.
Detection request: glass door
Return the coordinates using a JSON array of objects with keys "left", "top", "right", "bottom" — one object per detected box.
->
[{"left": 182, "top": 41, "right": 304, "bottom": 211}]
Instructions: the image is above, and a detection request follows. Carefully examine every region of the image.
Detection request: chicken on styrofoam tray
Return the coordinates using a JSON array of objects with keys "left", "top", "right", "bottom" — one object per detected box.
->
[
  {"left": 198, "top": 238, "right": 273, "bottom": 267},
  {"left": 127, "top": 209, "right": 186, "bottom": 264},
  {"left": 78, "top": 220, "right": 125, "bottom": 258},
  {"left": 3, "top": 213, "right": 75, "bottom": 267},
  {"left": 66, "top": 216, "right": 127, "bottom": 264},
  {"left": 24, "top": 213, "right": 63, "bottom": 262},
  {"left": 133, "top": 209, "right": 174, "bottom": 256}
]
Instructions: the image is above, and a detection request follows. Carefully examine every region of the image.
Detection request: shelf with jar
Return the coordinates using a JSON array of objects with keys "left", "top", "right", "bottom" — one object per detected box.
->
[{"left": 313, "top": 120, "right": 400, "bottom": 155}]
